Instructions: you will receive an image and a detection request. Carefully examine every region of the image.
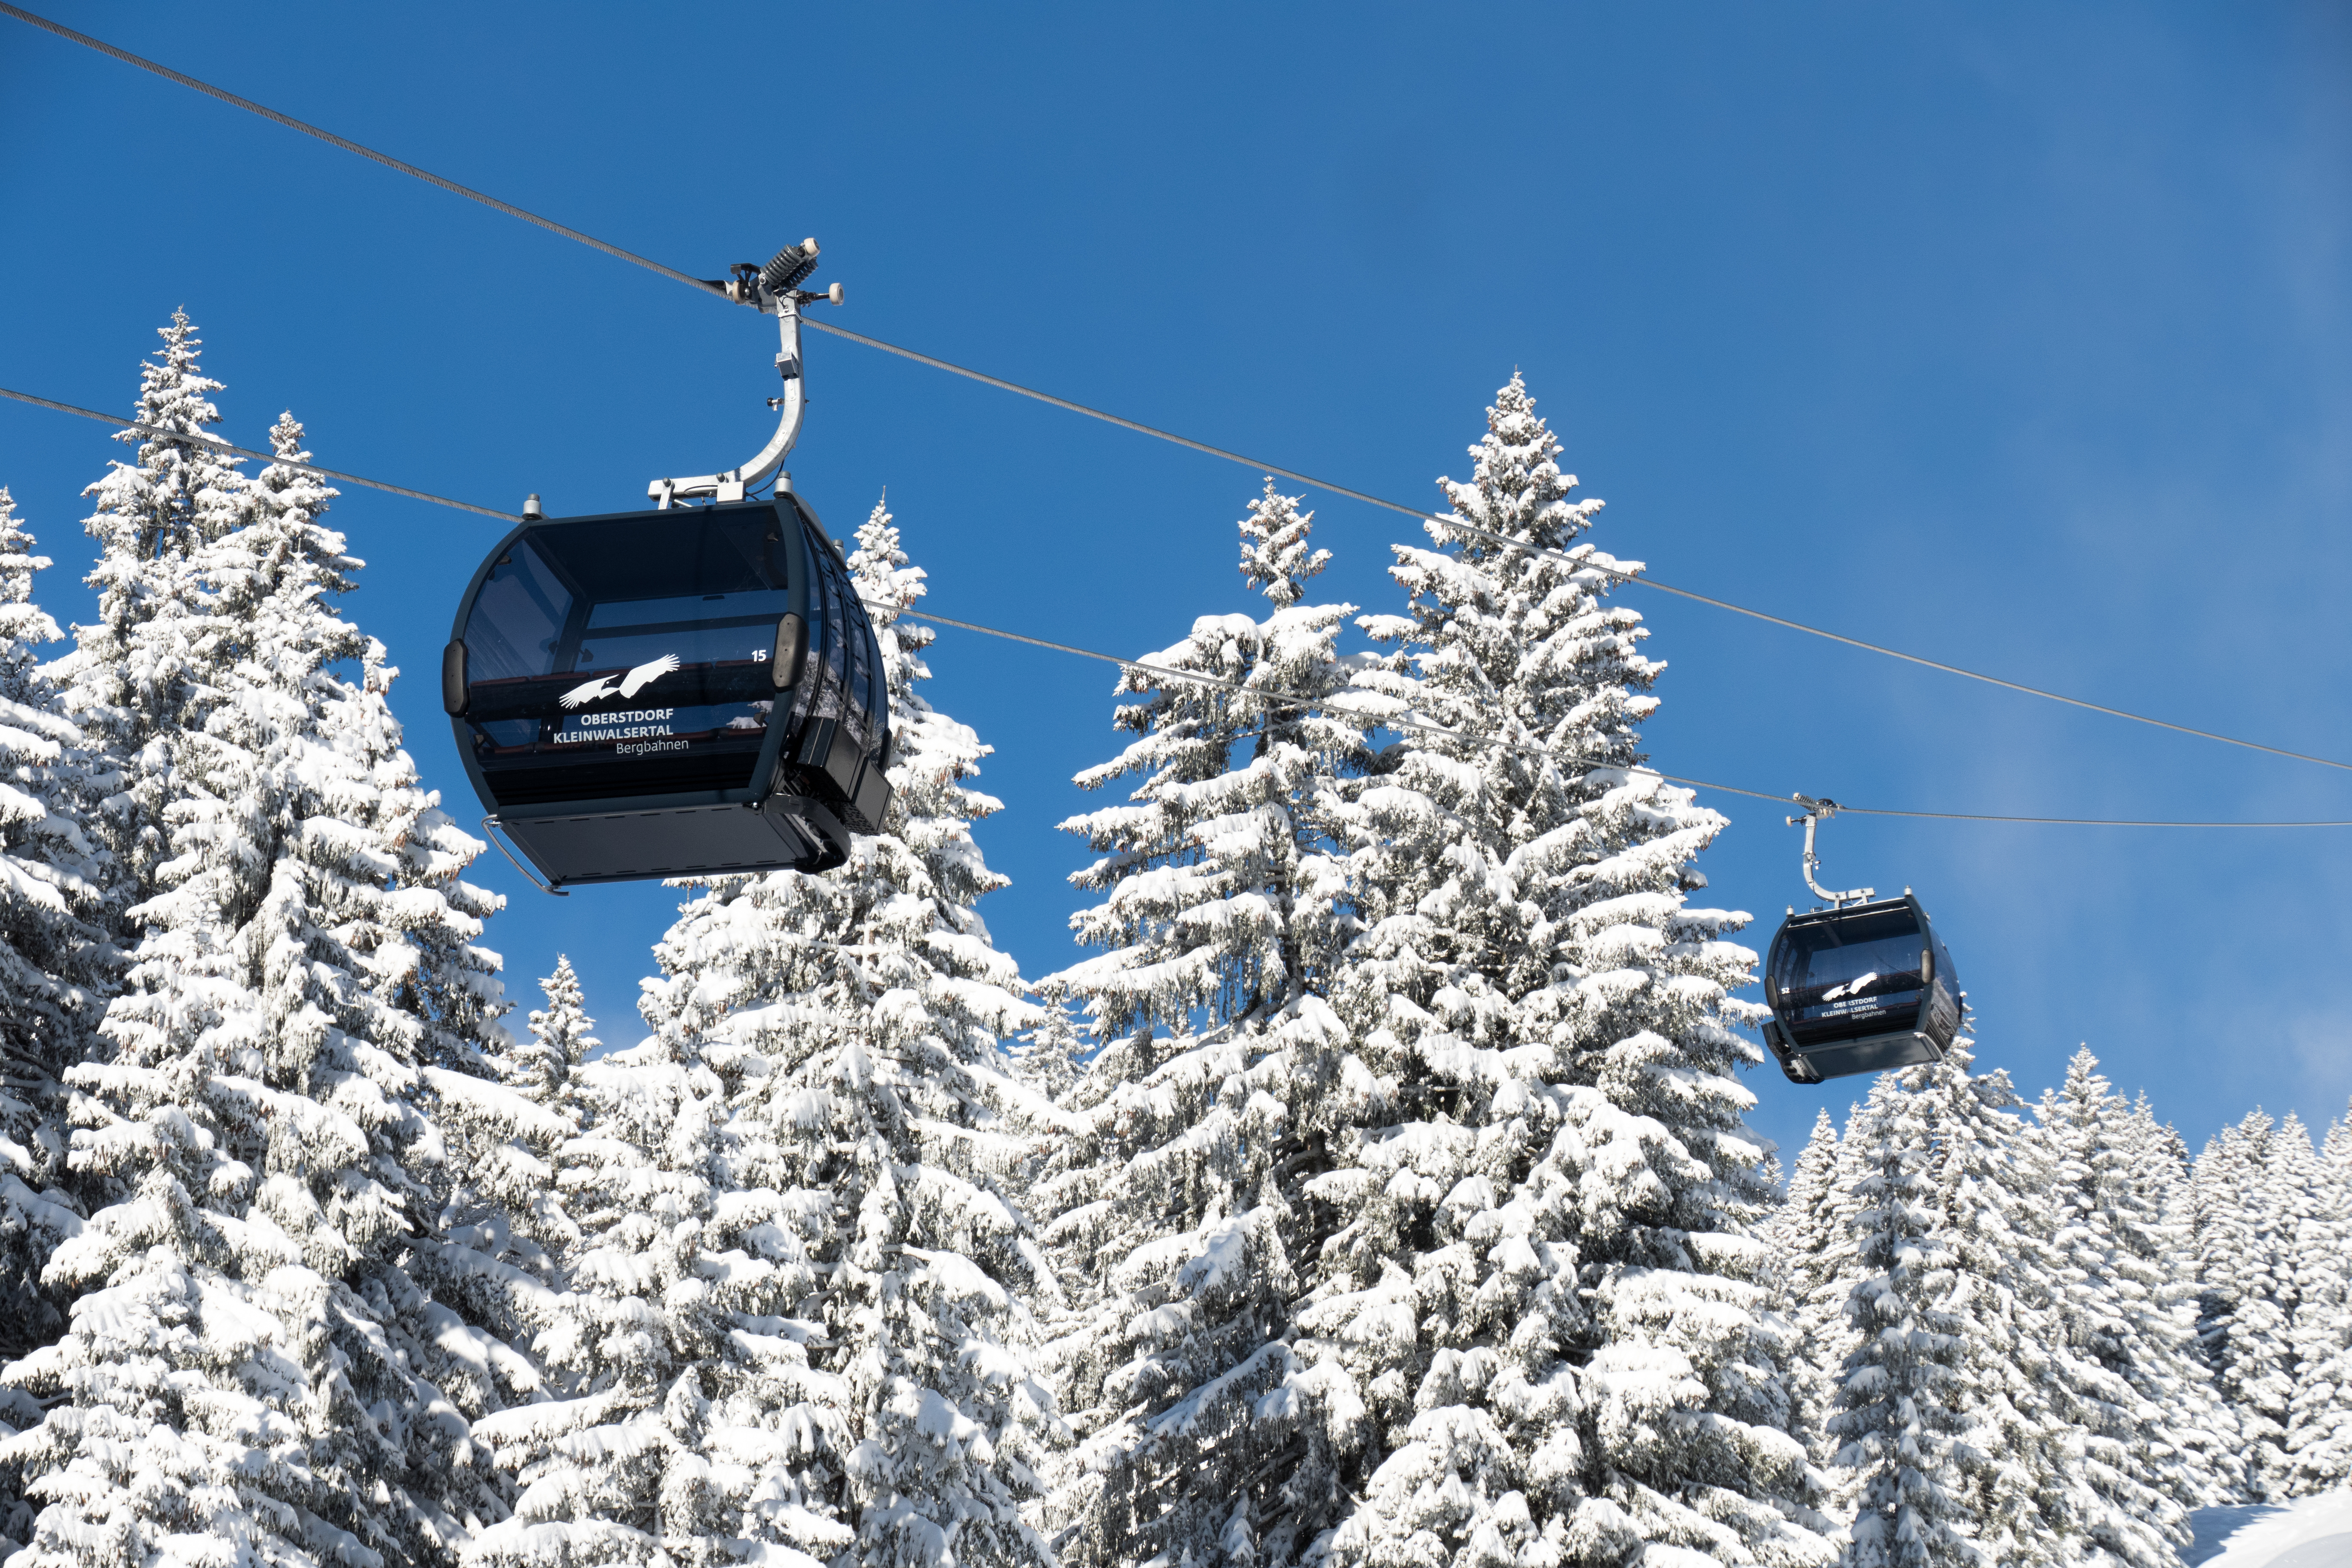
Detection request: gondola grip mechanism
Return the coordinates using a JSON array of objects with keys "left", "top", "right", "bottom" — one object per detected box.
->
[
  {"left": 655, "top": 238, "right": 838, "bottom": 510},
  {"left": 1787, "top": 793, "right": 1873, "bottom": 907}
]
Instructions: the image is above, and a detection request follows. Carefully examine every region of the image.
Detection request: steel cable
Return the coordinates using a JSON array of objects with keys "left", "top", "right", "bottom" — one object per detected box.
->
[
  {"left": 886, "top": 605, "right": 2352, "bottom": 828},
  {"left": 6, "top": 376, "right": 2346, "bottom": 826},
  {"left": 11, "top": 0, "right": 2350, "bottom": 778},
  {"left": 0, "top": 385, "right": 519, "bottom": 520}
]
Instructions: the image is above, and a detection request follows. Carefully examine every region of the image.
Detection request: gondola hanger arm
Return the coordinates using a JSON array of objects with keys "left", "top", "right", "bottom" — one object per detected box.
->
[
  {"left": 1788, "top": 793, "right": 1874, "bottom": 907},
  {"left": 649, "top": 238, "right": 843, "bottom": 509}
]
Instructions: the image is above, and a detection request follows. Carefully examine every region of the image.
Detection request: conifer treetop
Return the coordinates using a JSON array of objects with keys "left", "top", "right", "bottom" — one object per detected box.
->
[{"left": 1237, "top": 477, "right": 1331, "bottom": 608}]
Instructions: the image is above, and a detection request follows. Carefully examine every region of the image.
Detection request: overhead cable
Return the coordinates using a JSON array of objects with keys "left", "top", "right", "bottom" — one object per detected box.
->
[
  {"left": 0, "top": 3, "right": 725, "bottom": 304},
  {"left": 17, "top": 0, "right": 2351, "bottom": 781},
  {"left": 0, "top": 386, "right": 520, "bottom": 521},
  {"left": 7, "top": 378, "right": 2349, "bottom": 827},
  {"left": 890, "top": 604, "right": 2352, "bottom": 829}
]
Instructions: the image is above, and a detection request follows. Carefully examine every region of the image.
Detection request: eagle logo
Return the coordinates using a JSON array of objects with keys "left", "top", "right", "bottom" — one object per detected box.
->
[{"left": 559, "top": 653, "right": 681, "bottom": 709}]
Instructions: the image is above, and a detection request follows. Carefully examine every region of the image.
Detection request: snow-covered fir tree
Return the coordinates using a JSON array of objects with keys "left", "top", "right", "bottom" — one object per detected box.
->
[
  {"left": 1774, "top": 1108, "right": 1856, "bottom": 1469},
  {"left": 471, "top": 496, "right": 1056, "bottom": 1568},
  {"left": 1299, "top": 377, "right": 1825, "bottom": 1568},
  {"left": 2193, "top": 1110, "right": 2304, "bottom": 1498},
  {"left": 2034, "top": 1048, "right": 2229, "bottom": 1564},
  {"left": 0, "top": 488, "right": 110, "bottom": 1367},
  {"left": 509, "top": 954, "right": 598, "bottom": 1112},
  {"left": 422, "top": 956, "right": 595, "bottom": 1439},
  {"left": 2250, "top": 1109, "right": 2329, "bottom": 1501},
  {"left": 467, "top": 983, "right": 809, "bottom": 1567},
  {"left": 49, "top": 310, "right": 247, "bottom": 915},
  {"left": 1828, "top": 1069, "right": 1982, "bottom": 1568},
  {"left": 2285, "top": 1103, "right": 2352, "bottom": 1494},
  {"left": 1, "top": 400, "right": 523, "bottom": 1568},
  {"left": 1831, "top": 1044, "right": 2098, "bottom": 1568},
  {"left": 1035, "top": 481, "right": 1376, "bottom": 1568},
  {"left": 1053, "top": 478, "right": 1368, "bottom": 1035},
  {"left": 1004, "top": 996, "right": 1085, "bottom": 1107}
]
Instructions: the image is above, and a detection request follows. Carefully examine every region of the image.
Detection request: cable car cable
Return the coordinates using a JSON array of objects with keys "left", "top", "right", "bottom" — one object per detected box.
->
[
  {"left": 0, "top": 3, "right": 728, "bottom": 306},
  {"left": 889, "top": 606, "right": 2352, "bottom": 828},
  {"left": 3, "top": 375, "right": 2343, "bottom": 829},
  {"left": 1415, "top": 518, "right": 2352, "bottom": 778},
  {"left": 13, "top": 1, "right": 2351, "bottom": 781},
  {"left": 0, "top": 385, "right": 522, "bottom": 521},
  {"left": 6, "top": 380, "right": 2351, "bottom": 827}
]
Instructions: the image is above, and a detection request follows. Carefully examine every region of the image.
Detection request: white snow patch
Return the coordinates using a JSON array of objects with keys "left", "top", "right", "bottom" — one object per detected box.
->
[{"left": 2191, "top": 1491, "right": 2352, "bottom": 1568}]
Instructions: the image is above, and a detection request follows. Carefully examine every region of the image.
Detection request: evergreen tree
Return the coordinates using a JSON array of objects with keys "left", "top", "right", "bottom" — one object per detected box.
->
[
  {"left": 1827, "top": 1046, "right": 2081, "bottom": 1568},
  {"left": 1309, "top": 378, "right": 1825, "bottom": 1568},
  {"left": 1053, "top": 478, "right": 1368, "bottom": 1035},
  {"left": 1828, "top": 1072, "right": 1982, "bottom": 1568},
  {"left": 2121, "top": 1095, "right": 2243, "bottom": 1509},
  {"left": 511, "top": 954, "right": 598, "bottom": 1112},
  {"left": 1, "top": 406, "right": 521, "bottom": 1567},
  {"left": 50, "top": 310, "right": 247, "bottom": 913},
  {"left": 2286, "top": 1103, "right": 2352, "bottom": 1494},
  {"left": 1036, "top": 481, "right": 1375, "bottom": 1568},
  {"left": 1776, "top": 1108, "right": 1853, "bottom": 1468},
  {"left": 1005, "top": 997, "right": 1085, "bottom": 1107},
  {"left": 2033, "top": 1049, "right": 2223, "bottom": 1564},
  {"left": 0, "top": 488, "right": 110, "bottom": 1366},
  {"left": 2194, "top": 1111, "right": 2302, "bottom": 1497},
  {"left": 467, "top": 986, "right": 812, "bottom": 1567},
  {"left": 2260, "top": 1110, "right": 2332, "bottom": 1499},
  {"left": 472, "top": 497, "right": 1056, "bottom": 1568}
]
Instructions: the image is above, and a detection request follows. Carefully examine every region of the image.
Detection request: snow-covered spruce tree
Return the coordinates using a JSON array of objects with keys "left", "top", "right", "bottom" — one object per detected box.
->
[
  {"left": 50, "top": 311, "right": 248, "bottom": 916},
  {"left": 2, "top": 410, "right": 526, "bottom": 1568},
  {"left": 2285, "top": 1106, "right": 2352, "bottom": 1494},
  {"left": 2250, "top": 1114, "right": 2324, "bottom": 1500},
  {"left": 0, "top": 488, "right": 110, "bottom": 1369},
  {"left": 466, "top": 985, "right": 804, "bottom": 1567},
  {"left": 1773, "top": 1108, "right": 1855, "bottom": 1469},
  {"left": 1298, "top": 376, "right": 1824, "bottom": 1568},
  {"left": 1005, "top": 995, "right": 1085, "bottom": 1107},
  {"left": 1920, "top": 1052, "right": 2075, "bottom": 1568},
  {"left": 512, "top": 954, "right": 599, "bottom": 1112},
  {"left": 2125, "top": 1097, "right": 2244, "bottom": 1507},
  {"left": 1828, "top": 1044, "right": 2088, "bottom": 1568},
  {"left": 1035, "top": 481, "right": 1377, "bottom": 1568},
  {"left": 422, "top": 956, "right": 597, "bottom": 1432},
  {"left": 472, "top": 496, "right": 1057, "bottom": 1568},
  {"left": 1827, "top": 1071, "right": 1981, "bottom": 1568},
  {"left": 1054, "top": 478, "right": 1368, "bottom": 1034},
  {"left": 2193, "top": 1110, "right": 2304, "bottom": 1497},
  {"left": 2033, "top": 1048, "right": 2227, "bottom": 1563}
]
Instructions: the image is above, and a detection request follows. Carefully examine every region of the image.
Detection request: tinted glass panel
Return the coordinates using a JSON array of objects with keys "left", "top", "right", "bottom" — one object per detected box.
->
[
  {"left": 586, "top": 589, "right": 788, "bottom": 629},
  {"left": 465, "top": 542, "right": 573, "bottom": 682},
  {"left": 462, "top": 507, "right": 792, "bottom": 805},
  {"left": 1772, "top": 905, "right": 1928, "bottom": 1048}
]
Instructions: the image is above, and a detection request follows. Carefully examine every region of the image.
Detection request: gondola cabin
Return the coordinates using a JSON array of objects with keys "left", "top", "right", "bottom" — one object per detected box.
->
[
  {"left": 1761, "top": 894, "right": 1962, "bottom": 1084},
  {"left": 442, "top": 495, "right": 891, "bottom": 889}
]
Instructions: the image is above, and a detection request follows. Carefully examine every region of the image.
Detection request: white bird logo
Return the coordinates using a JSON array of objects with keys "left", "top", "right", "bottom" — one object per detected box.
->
[{"left": 559, "top": 653, "right": 682, "bottom": 709}]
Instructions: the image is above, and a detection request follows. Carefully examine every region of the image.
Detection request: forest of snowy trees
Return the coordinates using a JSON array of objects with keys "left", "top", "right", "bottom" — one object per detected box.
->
[{"left": 0, "top": 314, "right": 2346, "bottom": 1568}]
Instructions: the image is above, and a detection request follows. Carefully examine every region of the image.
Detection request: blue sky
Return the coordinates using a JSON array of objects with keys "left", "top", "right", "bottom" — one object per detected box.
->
[{"left": 3, "top": 2, "right": 2348, "bottom": 1168}]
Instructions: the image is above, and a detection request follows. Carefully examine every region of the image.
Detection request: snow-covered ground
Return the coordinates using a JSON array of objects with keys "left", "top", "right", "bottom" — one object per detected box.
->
[{"left": 2191, "top": 1492, "right": 2352, "bottom": 1568}]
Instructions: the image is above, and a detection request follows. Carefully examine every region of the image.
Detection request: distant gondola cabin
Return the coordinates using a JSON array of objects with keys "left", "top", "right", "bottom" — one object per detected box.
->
[{"left": 1761, "top": 894, "right": 1962, "bottom": 1083}]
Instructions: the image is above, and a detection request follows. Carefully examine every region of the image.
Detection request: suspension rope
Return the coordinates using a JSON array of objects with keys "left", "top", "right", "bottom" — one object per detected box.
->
[
  {"left": 0, "top": 3, "right": 724, "bottom": 303},
  {"left": 12, "top": 0, "right": 2347, "bottom": 781},
  {"left": 6, "top": 377, "right": 2346, "bottom": 826},
  {"left": 0, "top": 386, "right": 519, "bottom": 521},
  {"left": 888, "top": 605, "right": 2352, "bottom": 828}
]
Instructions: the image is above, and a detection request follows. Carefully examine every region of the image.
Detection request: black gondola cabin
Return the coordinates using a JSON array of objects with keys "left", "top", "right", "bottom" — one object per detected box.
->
[
  {"left": 1761, "top": 894, "right": 1962, "bottom": 1084},
  {"left": 443, "top": 496, "right": 891, "bottom": 889}
]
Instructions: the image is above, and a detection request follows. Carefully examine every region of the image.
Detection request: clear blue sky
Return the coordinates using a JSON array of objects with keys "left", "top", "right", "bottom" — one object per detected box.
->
[{"left": 3, "top": 2, "right": 2347, "bottom": 1169}]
